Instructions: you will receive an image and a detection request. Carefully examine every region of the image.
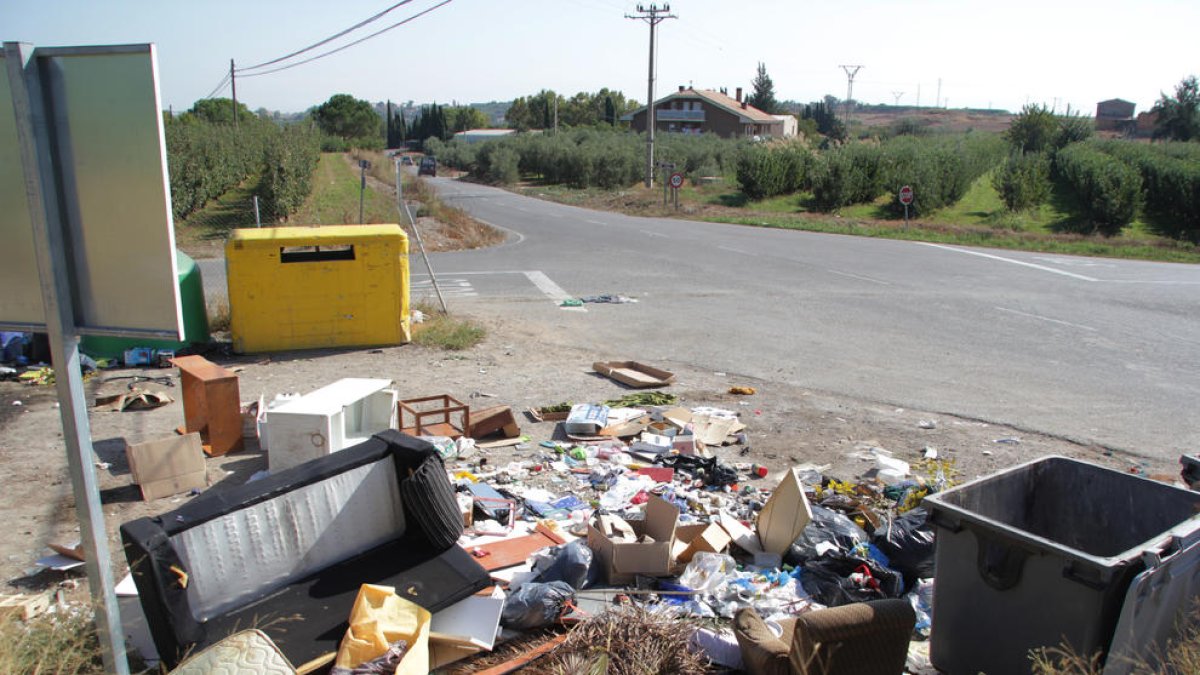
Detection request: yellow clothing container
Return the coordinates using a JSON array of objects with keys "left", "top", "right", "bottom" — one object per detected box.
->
[{"left": 226, "top": 225, "right": 410, "bottom": 353}]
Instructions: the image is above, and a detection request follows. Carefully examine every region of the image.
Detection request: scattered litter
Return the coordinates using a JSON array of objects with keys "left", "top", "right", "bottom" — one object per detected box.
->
[
  {"left": 917, "top": 419, "right": 937, "bottom": 429},
  {"left": 559, "top": 298, "right": 583, "bottom": 307},
  {"left": 578, "top": 294, "right": 637, "bottom": 304},
  {"left": 923, "top": 447, "right": 938, "bottom": 460},
  {"left": 994, "top": 436, "right": 1021, "bottom": 445},
  {"left": 728, "top": 386, "right": 756, "bottom": 395}
]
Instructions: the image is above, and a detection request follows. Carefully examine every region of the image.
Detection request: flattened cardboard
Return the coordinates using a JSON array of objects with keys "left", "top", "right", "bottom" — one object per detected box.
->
[
  {"left": 469, "top": 405, "right": 520, "bottom": 439},
  {"left": 586, "top": 496, "right": 679, "bottom": 584},
  {"left": 125, "top": 433, "right": 207, "bottom": 501},
  {"left": 718, "top": 512, "right": 763, "bottom": 555},
  {"left": 564, "top": 404, "right": 609, "bottom": 435},
  {"left": 592, "top": 361, "right": 676, "bottom": 388},
  {"left": 691, "top": 414, "right": 739, "bottom": 446},
  {"left": 755, "top": 468, "right": 813, "bottom": 555}
]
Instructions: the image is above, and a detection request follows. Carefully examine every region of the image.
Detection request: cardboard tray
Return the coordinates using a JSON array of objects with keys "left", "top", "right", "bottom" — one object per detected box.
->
[{"left": 592, "top": 361, "right": 675, "bottom": 388}]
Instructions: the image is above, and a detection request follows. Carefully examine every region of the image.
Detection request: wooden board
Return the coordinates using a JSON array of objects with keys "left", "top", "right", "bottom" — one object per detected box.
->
[{"left": 467, "top": 523, "right": 566, "bottom": 572}]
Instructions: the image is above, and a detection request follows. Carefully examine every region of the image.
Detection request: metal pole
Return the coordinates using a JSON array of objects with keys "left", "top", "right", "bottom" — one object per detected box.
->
[
  {"left": 253, "top": 195, "right": 261, "bottom": 227},
  {"left": 397, "top": 161, "right": 448, "bottom": 314},
  {"left": 230, "top": 58, "right": 237, "bottom": 130},
  {"left": 645, "top": 16, "right": 656, "bottom": 187},
  {"left": 5, "top": 41, "right": 129, "bottom": 675},
  {"left": 359, "top": 161, "right": 366, "bottom": 224}
]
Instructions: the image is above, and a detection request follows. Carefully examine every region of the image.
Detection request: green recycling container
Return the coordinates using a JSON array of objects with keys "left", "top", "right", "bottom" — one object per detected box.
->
[{"left": 80, "top": 249, "right": 210, "bottom": 360}]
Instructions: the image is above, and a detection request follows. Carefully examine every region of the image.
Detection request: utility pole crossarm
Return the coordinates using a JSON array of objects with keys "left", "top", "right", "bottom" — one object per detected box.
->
[
  {"left": 626, "top": 3, "right": 676, "bottom": 188},
  {"left": 838, "top": 64, "right": 863, "bottom": 126}
]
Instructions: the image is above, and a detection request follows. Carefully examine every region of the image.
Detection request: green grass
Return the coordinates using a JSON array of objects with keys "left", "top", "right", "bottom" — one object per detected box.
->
[
  {"left": 290, "top": 153, "right": 400, "bottom": 225},
  {"left": 412, "top": 304, "right": 485, "bottom": 351},
  {"left": 176, "top": 173, "right": 265, "bottom": 254}
]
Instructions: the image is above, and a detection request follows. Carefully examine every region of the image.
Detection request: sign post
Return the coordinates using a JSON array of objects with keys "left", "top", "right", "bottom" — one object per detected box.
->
[
  {"left": 899, "top": 184, "right": 914, "bottom": 226},
  {"left": 668, "top": 171, "right": 684, "bottom": 210},
  {"left": 359, "top": 159, "right": 371, "bottom": 224}
]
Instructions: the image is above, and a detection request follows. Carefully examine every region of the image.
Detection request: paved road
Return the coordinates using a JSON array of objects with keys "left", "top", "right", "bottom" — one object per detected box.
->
[{"left": 200, "top": 178, "right": 1200, "bottom": 458}]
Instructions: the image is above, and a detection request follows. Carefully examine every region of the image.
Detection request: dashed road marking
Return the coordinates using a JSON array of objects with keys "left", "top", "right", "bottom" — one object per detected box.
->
[
  {"left": 995, "top": 306, "right": 1097, "bottom": 332},
  {"left": 922, "top": 243, "right": 1098, "bottom": 281}
]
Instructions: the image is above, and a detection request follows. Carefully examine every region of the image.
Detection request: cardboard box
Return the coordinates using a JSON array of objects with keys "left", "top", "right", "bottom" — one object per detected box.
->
[
  {"left": 592, "top": 361, "right": 676, "bottom": 388},
  {"left": 125, "top": 433, "right": 207, "bottom": 501},
  {"left": 587, "top": 496, "right": 679, "bottom": 584},
  {"left": 469, "top": 405, "right": 520, "bottom": 439},
  {"left": 564, "top": 404, "right": 609, "bottom": 435},
  {"left": 756, "top": 467, "right": 813, "bottom": 555},
  {"left": 673, "top": 522, "right": 733, "bottom": 565}
]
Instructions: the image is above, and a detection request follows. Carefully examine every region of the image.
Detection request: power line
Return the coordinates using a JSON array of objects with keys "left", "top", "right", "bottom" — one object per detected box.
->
[
  {"left": 238, "top": 0, "right": 454, "bottom": 78},
  {"left": 202, "top": 72, "right": 232, "bottom": 100},
  {"left": 238, "top": 0, "right": 418, "bottom": 72}
]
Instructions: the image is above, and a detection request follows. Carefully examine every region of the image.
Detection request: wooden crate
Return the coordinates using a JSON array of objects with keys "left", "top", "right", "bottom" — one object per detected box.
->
[{"left": 398, "top": 394, "right": 469, "bottom": 438}]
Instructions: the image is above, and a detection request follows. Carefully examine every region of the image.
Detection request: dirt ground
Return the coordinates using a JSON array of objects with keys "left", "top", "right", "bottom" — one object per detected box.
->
[{"left": 0, "top": 312, "right": 1176, "bottom": 609}]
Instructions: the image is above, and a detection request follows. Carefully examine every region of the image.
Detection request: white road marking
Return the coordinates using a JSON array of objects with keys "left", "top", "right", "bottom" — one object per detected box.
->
[
  {"left": 719, "top": 245, "right": 752, "bottom": 255},
  {"left": 922, "top": 243, "right": 1098, "bottom": 281},
  {"left": 586, "top": 219, "right": 605, "bottom": 225},
  {"left": 524, "top": 271, "right": 587, "bottom": 312},
  {"left": 995, "top": 306, "right": 1097, "bottom": 332},
  {"left": 641, "top": 230, "right": 667, "bottom": 238},
  {"left": 411, "top": 278, "right": 478, "bottom": 297},
  {"left": 827, "top": 269, "right": 892, "bottom": 286}
]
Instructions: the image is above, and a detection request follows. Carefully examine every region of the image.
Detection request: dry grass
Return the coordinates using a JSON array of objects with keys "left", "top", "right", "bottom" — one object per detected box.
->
[
  {"left": 207, "top": 299, "right": 231, "bottom": 333},
  {"left": 1030, "top": 599, "right": 1200, "bottom": 674},
  {"left": 529, "top": 606, "right": 709, "bottom": 675},
  {"left": 0, "top": 607, "right": 104, "bottom": 675}
]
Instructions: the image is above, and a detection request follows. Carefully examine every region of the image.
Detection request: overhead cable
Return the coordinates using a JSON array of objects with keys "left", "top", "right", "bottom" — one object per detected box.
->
[
  {"left": 237, "top": 0, "right": 418, "bottom": 72},
  {"left": 238, "top": 0, "right": 454, "bottom": 78}
]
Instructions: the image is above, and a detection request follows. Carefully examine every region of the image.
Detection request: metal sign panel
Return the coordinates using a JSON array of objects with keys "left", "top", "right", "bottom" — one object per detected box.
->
[
  {"left": 1, "top": 44, "right": 183, "bottom": 338},
  {"left": 0, "top": 53, "right": 45, "bottom": 328}
]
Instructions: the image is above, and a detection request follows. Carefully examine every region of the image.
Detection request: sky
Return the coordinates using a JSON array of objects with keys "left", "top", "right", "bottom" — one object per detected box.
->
[{"left": 4, "top": 0, "right": 1197, "bottom": 117}]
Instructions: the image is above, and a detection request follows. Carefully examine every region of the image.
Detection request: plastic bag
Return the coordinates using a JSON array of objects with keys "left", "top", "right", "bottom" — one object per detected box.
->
[
  {"left": 872, "top": 507, "right": 936, "bottom": 585},
  {"left": 800, "top": 552, "right": 905, "bottom": 607},
  {"left": 679, "top": 552, "right": 738, "bottom": 593},
  {"left": 532, "top": 540, "right": 594, "bottom": 589},
  {"left": 784, "top": 505, "right": 869, "bottom": 566},
  {"left": 906, "top": 578, "right": 934, "bottom": 639},
  {"left": 501, "top": 581, "right": 575, "bottom": 629}
]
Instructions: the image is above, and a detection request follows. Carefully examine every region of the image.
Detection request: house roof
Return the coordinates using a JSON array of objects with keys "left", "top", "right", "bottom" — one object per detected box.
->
[{"left": 621, "top": 88, "right": 780, "bottom": 124}]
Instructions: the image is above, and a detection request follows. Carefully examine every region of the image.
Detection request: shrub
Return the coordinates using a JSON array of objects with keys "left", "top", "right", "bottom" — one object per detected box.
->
[
  {"left": 809, "top": 142, "right": 886, "bottom": 211},
  {"left": 1055, "top": 142, "right": 1143, "bottom": 235},
  {"left": 476, "top": 143, "right": 519, "bottom": 184},
  {"left": 1097, "top": 139, "right": 1200, "bottom": 241},
  {"left": 259, "top": 123, "right": 320, "bottom": 219},
  {"left": 880, "top": 133, "right": 1005, "bottom": 217},
  {"left": 735, "top": 144, "right": 809, "bottom": 199},
  {"left": 165, "top": 119, "right": 267, "bottom": 220},
  {"left": 993, "top": 151, "right": 1052, "bottom": 211}
]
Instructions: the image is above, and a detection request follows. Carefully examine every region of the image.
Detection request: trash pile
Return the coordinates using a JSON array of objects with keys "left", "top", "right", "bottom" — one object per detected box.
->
[{"left": 17, "top": 352, "right": 1195, "bottom": 675}]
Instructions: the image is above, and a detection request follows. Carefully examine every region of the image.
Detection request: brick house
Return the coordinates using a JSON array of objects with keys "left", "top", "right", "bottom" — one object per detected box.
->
[{"left": 622, "top": 86, "right": 792, "bottom": 139}]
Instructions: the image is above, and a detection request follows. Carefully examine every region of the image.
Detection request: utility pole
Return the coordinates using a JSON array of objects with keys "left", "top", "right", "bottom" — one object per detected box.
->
[
  {"left": 627, "top": 3, "right": 676, "bottom": 188},
  {"left": 839, "top": 65, "right": 863, "bottom": 126},
  {"left": 553, "top": 96, "right": 558, "bottom": 135},
  {"left": 936, "top": 77, "right": 942, "bottom": 109},
  {"left": 230, "top": 58, "right": 238, "bottom": 130},
  {"left": 917, "top": 83, "right": 921, "bottom": 108},
  {"left": 892, "top": 91, "right": 904, "bottom": 106}
]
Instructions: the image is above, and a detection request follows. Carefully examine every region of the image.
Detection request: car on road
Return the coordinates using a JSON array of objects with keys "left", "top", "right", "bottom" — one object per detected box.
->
[
  {"left": 400, "top": 155, "right": 413, "bottom": 166},
  {"left": 418, "top": 156, "right": 437, "bottom": 177}
]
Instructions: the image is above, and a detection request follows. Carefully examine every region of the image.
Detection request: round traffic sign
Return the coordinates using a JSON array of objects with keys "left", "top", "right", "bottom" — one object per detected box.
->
[
  {"left": 668, "top": 172, "right": 684, "bottom": 189},
  {"left": 899, "top": 185, "right": 914, "bottom": 205}
]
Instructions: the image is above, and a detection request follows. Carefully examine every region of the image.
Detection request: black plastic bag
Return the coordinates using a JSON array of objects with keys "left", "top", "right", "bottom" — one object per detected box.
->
[
  {"left": 501, "top": 581, "right": 575, "bottom": 629},
  {"left": 532, "top": 540, "right": 595, "bottom": 589},
  {"left": 872, "top": 507, "right": 936, "bottom": 586},
  {"left": 783, "top": 505, "right": 870, "bottom": 566},
  {"left": 656, "top": 455, "right": 738, "bottom": 487},
  {"left": 800, "top": 552, "right": 905, "bottom": 607}
]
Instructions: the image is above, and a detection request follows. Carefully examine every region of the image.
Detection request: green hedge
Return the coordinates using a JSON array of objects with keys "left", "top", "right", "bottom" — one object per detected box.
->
[
  {"left": 1094, "top": 140, "right": 1200, "bottom": 242},
  {"left": 735, "top": 144, "right": 810, "bottom": 200},
  {"left": 1055, "top": 142, "right": 1143, "bottom": 236},
  {"left": 166, "top": 118, "right": 320, "bottom": 222},
  {"left": 259, "top": 124, "right": 321, "bottom": 219},
  {"left": 992, "top": 151, "right": 1052, "bottom": 212},
  {"left": 809, "top": 143, "right": 887, "bottom": 211},
  {"left": 879, "top": 133, "right": 1005, "bottom": 217}
]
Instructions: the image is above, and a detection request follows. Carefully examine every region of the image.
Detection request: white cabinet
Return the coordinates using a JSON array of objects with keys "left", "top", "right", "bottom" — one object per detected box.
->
[{"left": 266, "top": 378, "right": 398, "bottom": 472}]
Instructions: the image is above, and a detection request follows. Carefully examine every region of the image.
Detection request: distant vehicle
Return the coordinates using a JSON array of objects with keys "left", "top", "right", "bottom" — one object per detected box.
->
[
  {"left": 400, "top": 155, "right": 414, "bottom": 166},
  {"left": 418, "top": 156, "right": 437, "bottom": 177}
]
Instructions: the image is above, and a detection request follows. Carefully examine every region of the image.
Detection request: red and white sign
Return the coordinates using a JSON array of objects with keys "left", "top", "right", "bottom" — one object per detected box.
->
[
  {"left": 899, "top": 185, "right": 914, "bottom": 205},
  {"left": 668, "top": 172, "right": 684, "bottom": 189}
]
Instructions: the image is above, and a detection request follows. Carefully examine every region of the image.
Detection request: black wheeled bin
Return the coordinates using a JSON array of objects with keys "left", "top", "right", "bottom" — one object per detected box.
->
[{"left": 925, "top": 456, "right": 1200, "bottom": 674}]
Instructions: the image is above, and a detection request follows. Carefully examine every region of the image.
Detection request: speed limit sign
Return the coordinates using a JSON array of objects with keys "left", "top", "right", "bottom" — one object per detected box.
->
[{"left": 668, "top": 172, "right": 684, "bottom": 189}]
